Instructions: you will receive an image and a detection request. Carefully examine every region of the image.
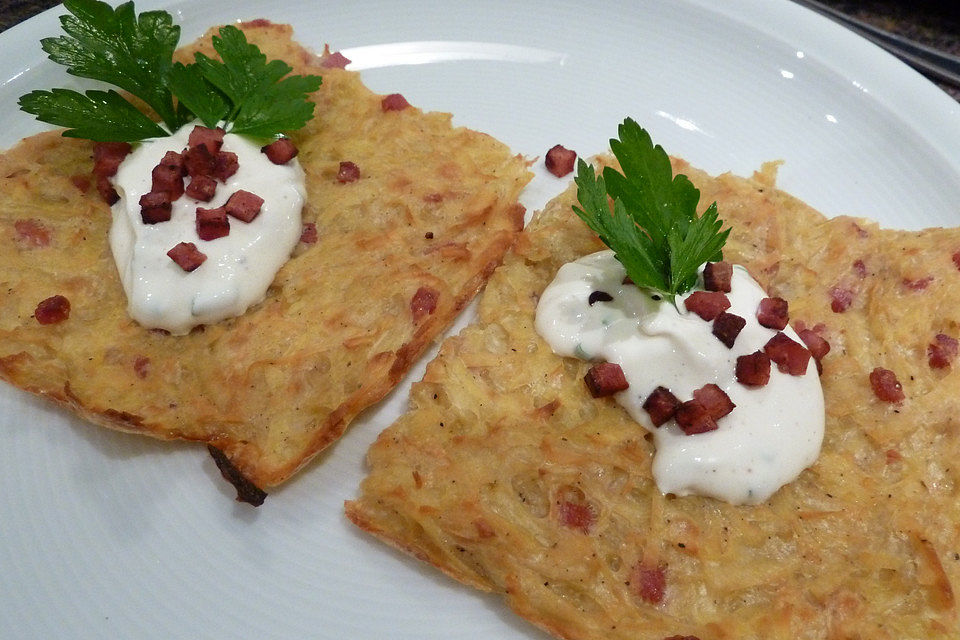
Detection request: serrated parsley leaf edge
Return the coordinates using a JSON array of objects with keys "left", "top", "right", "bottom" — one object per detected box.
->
[
  {"left": 19, "top": 0, "right": 323, "bottom": 144},
  {"left": 571, "top": 119, "right": 730, "bottom": 302}
]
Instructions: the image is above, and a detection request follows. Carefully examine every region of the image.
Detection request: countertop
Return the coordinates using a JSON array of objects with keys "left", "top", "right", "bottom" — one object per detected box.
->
[{"left": 1, "top": 0, "right": 958, "bottom": 101}]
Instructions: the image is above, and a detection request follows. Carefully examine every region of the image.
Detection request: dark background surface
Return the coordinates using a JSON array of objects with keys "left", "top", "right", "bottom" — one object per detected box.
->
[{"left": 0, "top": 0, "right": 958, "bottom": 101}]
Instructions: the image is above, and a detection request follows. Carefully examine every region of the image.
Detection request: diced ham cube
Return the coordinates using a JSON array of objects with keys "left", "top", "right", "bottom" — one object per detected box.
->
[
  {"left": 692, "top": 383, "right": 735, "bottom": 420},
  {"left": 166, "top": 241, "right": 207, "bottom": 272},
  {"left": 261, "top": 138, "right": 299, "bottom": 164},
  {"left": 684, "top": 290, "right": 730, "bottom": 321},
  {"left": 643, "top": 386, "right": 681, "bottom": 426},
  {"left": 151, "top": 163, "right": 184, "bottom": 200},
  {"left": 133, "top": 355, "right": 151, "bottom": 379},
  {"left": 544, "top": 144, "right": 576, "bottom": 177},
  {"left": 712, "top": 312, "right": 746, "bottom": 348},
  {"left": 798, "top": 320, "right": 827, "bottom": 335},
  {"left": 321, "top": 50, "right": 351, "bottom": 69},
  {"left": 184, "top": 145, "right": 216, "bottom": 178},
  {"left": 196, "top": 206, "right": 230, "bottom": 240},
  {"left": 381, "top": 93, "right": 410, "bottom": 112},
  {"left": 869, "top": 367, "right": 904, "bottom": 403},
  {"left": 764, "top": 331, "right": 811, "bottom": 376},
  {"left": 797, "top": 329, "right": 831, "bottom": 363},
  {"left": 300, "top": 222, "right": 318, "bottom": 244},
  {"left": 70, "top": 174, "right": 91, "bottom": 192},
  {"left": 756, "top": 297, "right": 789, "bottom": 330},
  {"left": 410, "top": 286, "right": 439, "bottom": 321},
  {"left": 188, "top": 125, "right": 225, "bottom": 154},
  {"left": 213, "top": 151, "right": 239, "bottom": 181},
  {"left": 556, "top": 486, "right": 595, "bottom": 534},
  {"left": 829, "top": 286, "right": 854, "bottom": 313},
  {"left": 14, "top": 219, "right": 51, "bottom": 248},
  {"left": 139, "top": 191, "right": 172, "bottom": 224},
  {"left": 852, "top": 259, "right": 868, "bottom": 278},
  {"left": 91, "top": 142, "right": 132, "bottom": 204},
  {"left": 902, "top": 276, "right": 934, "bottom": 291},
  {"left": 674, "top": 399, "right": 718, "bottom": 435},
  {"left": 159, "top": 150, "right": 185, "bottom": 175},
  {"left": 703, "top": 261, "right": 732, "bottom": 292},
  {"left": 630, "top": 563, "right": 667, "bottom": 604},
  {"left": 557, "top": 501, "right": 594, "bottom": 533},
  {"left": 224, "top": 190, "right": 264, "bottom": 223},
  {"left": 185, "top": 174, "right": 218, "bottom": 201},
  {"left": 583, "top": 362, "right": 629, "bottom": 398},
  {"left": 736, "top": 350, "right": 771, "bottom": 387},
  {"left": 92, "top": 141, "right": 132, "bottom": 177},
  {"left": 928, "top": 333, "right": 959, "bottom": 369},
  {"left": 96, "top": 175, "right": 119, "bottom": 205},
  {"left": 953, "top": 251, "right": 960, "bottom": 272},
  {"left": 337, "top": 161, "right": 360, "bottom": 183},
  {"left": 35, "top": 294, "right": 70, "bottom": 325}
]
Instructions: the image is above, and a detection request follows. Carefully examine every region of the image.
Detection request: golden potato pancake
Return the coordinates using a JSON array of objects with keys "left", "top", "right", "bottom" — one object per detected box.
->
[
  {"left": 0, "top": 22, "right": 531, "bottom": 501},
  {"left": 347, "top": 159, "right": 959, "bottom": 638}
]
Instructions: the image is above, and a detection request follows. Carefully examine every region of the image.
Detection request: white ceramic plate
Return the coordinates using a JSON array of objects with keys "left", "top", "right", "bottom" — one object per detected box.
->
[{"left": 2, "top": 2, "right": 959, "bottom": 638}]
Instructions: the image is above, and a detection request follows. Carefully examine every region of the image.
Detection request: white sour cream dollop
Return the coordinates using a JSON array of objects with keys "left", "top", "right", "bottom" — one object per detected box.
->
[
  {"left": 535, "top": 250, "right": 824, "bottom": 505},
  {"left": 109, "top": 123, "right": 305, "bottom": 335}
]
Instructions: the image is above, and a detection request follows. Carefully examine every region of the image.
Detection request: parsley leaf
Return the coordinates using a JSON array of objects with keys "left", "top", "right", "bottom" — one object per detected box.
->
[
  {"left": 573, "top": 161, "right": 668, "bottom": 292},
  {"left": 166, "top": 61, "right": 231, "bottom": 128},
  {"left": 572, "top": 118, "right": 730, "bottom": 302},
  {"left": 188, "top": 26, "right": 322, "bottom": 137},
  {"left": 39, "top": 0, "right": 183, "bottom": 131},
  {"left": 19, "top": 0, "right": 322, "bottom": 143},
  {"left": 193, "top": 26, "right": 292, "bottom": 116},
  {"left": 18, "top": 88, "right": 169, "bottom": 141}
]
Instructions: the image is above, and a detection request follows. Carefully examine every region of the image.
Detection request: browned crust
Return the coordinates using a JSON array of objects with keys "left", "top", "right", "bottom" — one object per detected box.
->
[{"left": 208, "top": 445, "right": 268, "bottom": 506}]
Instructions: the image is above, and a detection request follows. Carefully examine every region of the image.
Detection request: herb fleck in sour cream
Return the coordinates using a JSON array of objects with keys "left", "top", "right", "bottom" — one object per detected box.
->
[
  {"left": 109, "top": 123, "right": 305, "bottom": 335},
  {"left": 535, "top": 250, "right": 825, "bottom": 505}
]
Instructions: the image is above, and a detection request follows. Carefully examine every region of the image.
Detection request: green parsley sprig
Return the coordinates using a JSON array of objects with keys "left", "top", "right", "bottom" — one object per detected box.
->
[
  {"left": 573, "top": 118, "right": 730, "bottom": 303},
  {"left": 18, "top": 0, "right": 323, "bottom": 142}
]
